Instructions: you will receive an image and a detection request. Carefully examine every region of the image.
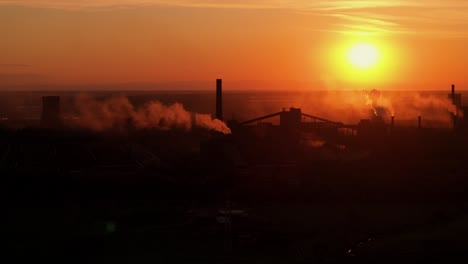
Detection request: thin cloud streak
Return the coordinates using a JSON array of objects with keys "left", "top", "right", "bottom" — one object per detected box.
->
[
  {"left": 306, "top": 3, "right": 468, "bottom": 37},
  {"left": 1, "top": 0, "right": 468, "bottom": 37},
  {"left": 1, "top": 0, "right": 467, "bottom": 15},
  {"left": 327, "top": 14, "right": 400, "bottom": 27},
  {"left": 0, "top": 0, "right": 284, "bottom": 10},
  {"left": 0, "top": 0, "right": 466, "bottom": 10}
]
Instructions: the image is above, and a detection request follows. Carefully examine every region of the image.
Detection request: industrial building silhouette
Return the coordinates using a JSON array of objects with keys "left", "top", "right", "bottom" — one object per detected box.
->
[{"left": 2, "top": 80, "right": 468, "bottom": 262}]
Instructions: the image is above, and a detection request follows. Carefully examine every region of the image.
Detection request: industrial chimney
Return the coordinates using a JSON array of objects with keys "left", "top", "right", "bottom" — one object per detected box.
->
[
  {"left": 418, "top": 116, "right": 422, "bottom": 129},
  {"left": 449, "top": 84, "right": 461, "bottom": 129},
  {"left": 41, "top": 96, "right": 61, "bottom": 128},
  {"left": 449, "top": 84, "right": 462, "bottom": 108},
  {"left": 216, "top": 79, "right": 223, "bottom": 121}
]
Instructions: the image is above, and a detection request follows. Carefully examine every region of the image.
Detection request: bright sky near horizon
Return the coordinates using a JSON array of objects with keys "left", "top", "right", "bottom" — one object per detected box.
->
[{"left": 1, "top": 0, "right": 468, "bottom": 89}]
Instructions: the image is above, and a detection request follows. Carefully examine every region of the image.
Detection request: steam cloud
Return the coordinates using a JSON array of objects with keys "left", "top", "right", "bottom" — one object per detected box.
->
[
  {"left": 362, "top": 89, "right": 459, "bottom": 127},
  {"left": 366, "top": 89, "right": 393, "bottom": 118},
  {"left": 283, "top": 90, "right": 458, "bottom": 128},
  {"left": 72, "top": 95, "right": 231, "bottom": 134}
]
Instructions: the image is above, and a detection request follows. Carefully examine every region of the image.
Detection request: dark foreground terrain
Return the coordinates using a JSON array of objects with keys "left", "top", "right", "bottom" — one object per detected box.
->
[{"left": 2, "top": 126, "right": 468, "bottom": 263}]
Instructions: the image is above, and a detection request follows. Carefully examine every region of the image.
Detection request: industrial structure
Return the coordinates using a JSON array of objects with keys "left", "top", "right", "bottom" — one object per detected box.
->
[
  {"left": 233, "top": 107, "right": 345, "bottom": 139},
  {"left": 219, "top": 82, "right": 468, "bottom": 144},
  {"left": 449, "top": 84, "right": 461, "bottom": 127},
  {"left": 448, "top": 84, "right": 468, "bottom": 128},
  {"left": 4, "top": 81, "right": 468, "bottom": 263},
  {"left": 449, "top": 84, "right": 462, "bottom": 110},
  {"left": 216, "top": 79, "right": 223, "bottom": 121}
]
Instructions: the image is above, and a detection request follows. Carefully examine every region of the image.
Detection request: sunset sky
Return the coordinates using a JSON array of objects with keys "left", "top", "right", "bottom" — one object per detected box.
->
[{"left": 1, "top": 0, "right": 468, "bottom": 90}]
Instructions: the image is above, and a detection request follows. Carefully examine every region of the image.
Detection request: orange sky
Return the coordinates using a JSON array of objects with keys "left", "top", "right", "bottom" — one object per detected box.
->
[{"left": 1, "top": 0, "right": 468, "bottom": 90}]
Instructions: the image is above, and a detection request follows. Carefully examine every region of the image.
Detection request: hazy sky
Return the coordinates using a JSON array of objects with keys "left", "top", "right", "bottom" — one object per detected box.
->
[{"left": 1, "top": 0, "right": 468, "bottom": 89}]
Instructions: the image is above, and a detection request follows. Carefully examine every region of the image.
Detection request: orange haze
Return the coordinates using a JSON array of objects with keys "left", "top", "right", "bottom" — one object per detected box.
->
[{"left": 1, "top": 1, "right": 468, "bottom": 90}]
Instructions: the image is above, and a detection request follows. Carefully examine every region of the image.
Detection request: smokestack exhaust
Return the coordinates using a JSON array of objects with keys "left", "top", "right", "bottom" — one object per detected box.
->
[{"left": 216, "top": 79, "right": 223, "bottom": 121}]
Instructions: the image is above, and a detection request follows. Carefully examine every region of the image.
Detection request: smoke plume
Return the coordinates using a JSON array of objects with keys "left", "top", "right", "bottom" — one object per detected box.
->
[
  {"left": 365, "top": 89, "right": 393, "bottom": 118},
  {"left": 72, "top": 95, "right": 231, "bottom": 134},
  {"left": 280, "top": 89, "right": 457, "bottom": 128}
]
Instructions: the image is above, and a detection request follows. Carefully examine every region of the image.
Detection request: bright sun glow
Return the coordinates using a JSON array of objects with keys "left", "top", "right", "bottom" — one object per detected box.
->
[{"left": 347, "top": 43, "right": 379, "bottom": 69}]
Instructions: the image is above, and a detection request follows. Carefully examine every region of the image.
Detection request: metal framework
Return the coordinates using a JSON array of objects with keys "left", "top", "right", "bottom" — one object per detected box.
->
[{"left": 239, "top": 111, "right": 343, "bottom": 126}]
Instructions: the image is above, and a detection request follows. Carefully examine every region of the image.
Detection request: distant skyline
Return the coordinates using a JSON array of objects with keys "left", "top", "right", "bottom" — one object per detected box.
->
[{"left": 1, "top": 0, "right": 468, "bottom": 90}]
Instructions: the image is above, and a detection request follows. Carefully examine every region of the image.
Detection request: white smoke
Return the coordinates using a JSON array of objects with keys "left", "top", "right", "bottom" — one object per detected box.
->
[
  {"left": 365, "top": 89, "right": 393, "bottom": 118},
  {"left": 72, "top": 95, "right": 231, "bottom": 134}
]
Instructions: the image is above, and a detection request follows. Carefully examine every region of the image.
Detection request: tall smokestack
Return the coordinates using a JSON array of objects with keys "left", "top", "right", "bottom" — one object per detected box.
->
[
  {"left": 391, "top": 115, "right": 395, "bottom": 128},
  {"left": 450, "top": 84, "right": 458, "bottom": 128},
  {"left": 418, "top": 116, "right": 422, "bottom": 129},
  {"left": 216, "top": 79, "right": 223, "bottom": 121}
]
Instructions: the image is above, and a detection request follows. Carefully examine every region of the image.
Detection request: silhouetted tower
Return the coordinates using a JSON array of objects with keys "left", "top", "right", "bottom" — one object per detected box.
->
[
  {"left": 418, "top": 116, "right": 422, "bottom": 129},
  {"left": 448, "top": 84, "right": 462, "bottom": 128},
  {"left": 449, "top": 84, "right": 462, "bottom": 107},
  {"left": 41, "top": 96, "right": 61, "bottom": 128},
  {"left": 216, "top": 79, "right": 223, "bottom": 121},
  {"left": 280, "top": 108, "right": 302, "bottom": 129}
]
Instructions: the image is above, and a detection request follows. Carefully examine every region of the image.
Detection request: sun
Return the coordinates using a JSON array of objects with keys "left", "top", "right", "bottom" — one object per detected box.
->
[{"left": 347, "top": 43, "right": 379, "bottom": 69}]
